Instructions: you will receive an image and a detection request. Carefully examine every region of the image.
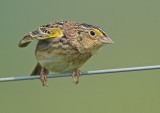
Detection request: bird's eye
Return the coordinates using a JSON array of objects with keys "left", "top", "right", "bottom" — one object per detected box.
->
[{"left": 89, "top": 30, "right": 96, "bottom": 37}]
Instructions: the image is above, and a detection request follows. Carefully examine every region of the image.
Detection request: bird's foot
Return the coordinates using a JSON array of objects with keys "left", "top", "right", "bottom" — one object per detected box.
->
[
  {"left": 40, "top": 67, "right": 48, "bottom": 86},
  {"left": 72, "top": 69, "right": 81, "bottom": 85}
]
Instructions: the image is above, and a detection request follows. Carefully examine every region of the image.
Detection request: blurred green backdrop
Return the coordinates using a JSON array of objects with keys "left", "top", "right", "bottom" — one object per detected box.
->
[{"left": 0, "top": 0, "right": 160, "bottom": 113}]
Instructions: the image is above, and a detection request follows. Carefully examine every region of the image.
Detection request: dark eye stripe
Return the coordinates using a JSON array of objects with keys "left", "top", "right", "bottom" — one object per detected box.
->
[
  {"left": 97, "top": 28, "right": 107, "bottom": 37},
  {"left": 79, "top": 23, "right": 107, "bottom": 36}
]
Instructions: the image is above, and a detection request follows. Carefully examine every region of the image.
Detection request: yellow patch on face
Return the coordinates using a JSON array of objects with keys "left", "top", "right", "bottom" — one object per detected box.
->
[
  {"left": 38, "top": 29, "right": 63, "bottom": 40},
  {"left": 93, "top": 29, "right": 103, "bottom": 36}
]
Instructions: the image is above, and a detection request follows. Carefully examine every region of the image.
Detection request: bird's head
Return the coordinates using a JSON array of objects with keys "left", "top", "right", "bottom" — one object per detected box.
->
[{"left": 73, "top": 23, "right": 114, "bottom": 53}]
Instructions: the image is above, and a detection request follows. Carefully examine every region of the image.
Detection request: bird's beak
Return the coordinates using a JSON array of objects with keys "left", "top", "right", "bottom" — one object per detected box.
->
[{"left": 100, "top": 36, "right": 115, "bottom": 44}]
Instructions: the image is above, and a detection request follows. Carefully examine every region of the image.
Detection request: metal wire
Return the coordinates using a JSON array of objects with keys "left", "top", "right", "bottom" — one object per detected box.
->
[{"left": 0, "top": 65, "right": 160, "bottom": 82}]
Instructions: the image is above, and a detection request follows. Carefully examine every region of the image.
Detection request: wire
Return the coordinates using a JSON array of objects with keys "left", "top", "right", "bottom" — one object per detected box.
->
[{"left": 0, "top": 65, "right": 160, "bottom": 82}]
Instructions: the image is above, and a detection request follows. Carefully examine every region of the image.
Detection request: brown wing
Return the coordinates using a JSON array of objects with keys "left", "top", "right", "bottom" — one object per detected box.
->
[{"left": 18, "top": 23, "right": 64, "bottom": 47}]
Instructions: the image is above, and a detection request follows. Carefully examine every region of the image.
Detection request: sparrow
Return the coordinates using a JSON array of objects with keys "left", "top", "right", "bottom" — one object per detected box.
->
[{"left": 18, "top": 21, "right": 114, "bottom": 86}]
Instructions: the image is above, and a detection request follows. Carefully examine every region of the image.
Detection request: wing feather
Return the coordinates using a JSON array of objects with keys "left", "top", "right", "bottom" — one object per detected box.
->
[{"left": 18, "top": 23, "right": 64, "bottom": 47}]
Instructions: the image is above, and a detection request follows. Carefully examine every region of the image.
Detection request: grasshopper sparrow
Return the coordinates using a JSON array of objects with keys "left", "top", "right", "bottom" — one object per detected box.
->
[{"left": 18, "top": 21, "right": 114, "bottom": 86}]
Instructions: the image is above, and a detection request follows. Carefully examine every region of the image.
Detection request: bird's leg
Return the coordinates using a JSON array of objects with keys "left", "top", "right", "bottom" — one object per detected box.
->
[
  {"left": 76, "top": 70, "right": 81, "bottom": 84},
  {"left": 40, "top": 67, "right": 48, "bottom": 86},
  {"left": 72, "top": 69, "right": 81, "bottom": 84},
  {"left": 72, "top": 70, "right": 76, "bottom": 84}
]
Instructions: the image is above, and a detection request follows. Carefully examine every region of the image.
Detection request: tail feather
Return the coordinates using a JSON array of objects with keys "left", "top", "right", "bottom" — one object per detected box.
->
[
  {"left": 31, "top": 63, "right": 49, "bottom": 76},
  {"left": 18, "top": 35, "right": 33, "bottom": 47}
]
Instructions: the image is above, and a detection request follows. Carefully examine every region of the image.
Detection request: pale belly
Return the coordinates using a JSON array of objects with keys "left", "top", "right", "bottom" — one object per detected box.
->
[
  {"left": 38, "top": 55, "right": 81, "bottom": 73},
  {"left": 35, "top": 39, "right": 93, "bottom": 73}
]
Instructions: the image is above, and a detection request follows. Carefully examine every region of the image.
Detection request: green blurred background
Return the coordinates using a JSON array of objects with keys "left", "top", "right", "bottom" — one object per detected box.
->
[{"left": 0, "top": 0, "right": 160, "bottom": 113}]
